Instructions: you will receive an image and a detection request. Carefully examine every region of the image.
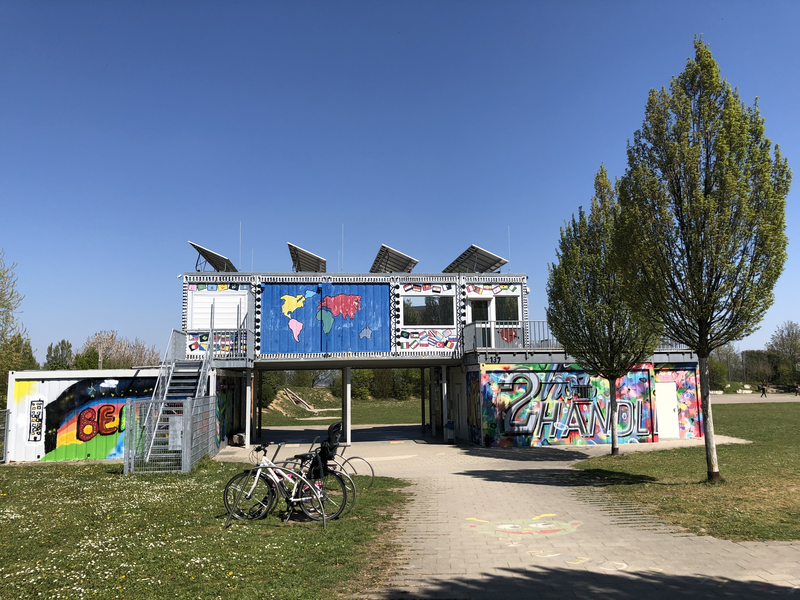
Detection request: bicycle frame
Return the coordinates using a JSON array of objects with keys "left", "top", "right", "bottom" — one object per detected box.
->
[{"left": 223, "top": 443, "right": 326, "bottom": 529}]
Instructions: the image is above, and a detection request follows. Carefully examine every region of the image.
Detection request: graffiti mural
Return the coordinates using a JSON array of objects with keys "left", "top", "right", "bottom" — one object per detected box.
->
[
  {"left": 188, "top": 331, "right": 245, "bottom": 354},
  {"left": 261, "top": 283, "right": 390, "bottom": 354},
  {"left": 10, "top": 377, "right": 157, "bottom": 461},
  {"left": 465, "top": 284, "right": 520, "bottom": 295},
  {"left": 481, "top": 364, "right": 656, "bottom": 447},
  {"left": 397, "top": 329, "right": 458, "bottom": 350},
  {"left": 653, "top": 364, "right": 702, "bottom": 438},
  {"left": 187, "top": 283, "right": 249, "bottom": 292}
]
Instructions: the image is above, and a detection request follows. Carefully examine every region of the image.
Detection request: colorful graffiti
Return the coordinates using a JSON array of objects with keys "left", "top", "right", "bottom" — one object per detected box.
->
[
  {"left": 653, "top": 364, "right": 702, "bottom": 438},
  {"left": 8, "top": 377, "right": 158, "bottom": 461},
  {"left": 187, "top": 283, "right": 249, "bottom": 292},
  {"left": 261, "top": 283, "right": 390, "bottom": 354},
  {"left": 188, "top": 331, "right": 245, "bottom": 353},
  {"left": 466, "top": 284, "right": 518, "bottom": 295},
  {"left": 402, "top": 284, "right": 454, "bottom": 294},
  {"left": 397, "top": 329, "right": 458, "bottom": 350},
  {"left": 481, "top": 364, "right": 657, "bottom": 447}
]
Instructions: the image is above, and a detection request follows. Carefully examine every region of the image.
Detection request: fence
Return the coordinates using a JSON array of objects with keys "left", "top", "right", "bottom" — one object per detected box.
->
[
  {"left": 124, "top": 395, "right": 219, "bottom": 475},
  {"left": 0, "top": 409, "right": 8, "bottom": 464},
  {"left": 462, "top": 320, "right": 692, "bottom": 354}
]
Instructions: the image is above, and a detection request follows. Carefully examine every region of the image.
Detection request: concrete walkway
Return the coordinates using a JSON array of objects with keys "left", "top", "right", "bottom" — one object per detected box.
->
[{"left": 216, "top": 425, "right": 799, "bottom": 599}]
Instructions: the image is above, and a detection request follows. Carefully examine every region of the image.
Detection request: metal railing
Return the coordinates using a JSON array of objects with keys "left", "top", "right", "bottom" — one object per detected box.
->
[
  {"left": 462, "top": 321, "right": 691, "bottom": 354},
  {"left": 0, "top": 409, "right": 8, "bottom": 464},
  {"left": 124, "top": 395, "right": 218, "bottom": 474},
  {"left": 186, "top": 303, "right": 250, "bottom": 362}
]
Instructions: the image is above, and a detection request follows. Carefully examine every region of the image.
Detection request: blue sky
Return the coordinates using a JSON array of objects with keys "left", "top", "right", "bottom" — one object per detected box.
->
[{"left": 1, "top": 1, "right": 798, "bottom": 362}]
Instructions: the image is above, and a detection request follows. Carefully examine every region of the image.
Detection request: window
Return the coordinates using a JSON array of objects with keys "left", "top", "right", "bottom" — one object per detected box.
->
[
  {"left": 495, "top": 296, "right": 519, "bottom": 321},
  {"left": 402, "top": 296, "right": 454, "bottom": 326}
]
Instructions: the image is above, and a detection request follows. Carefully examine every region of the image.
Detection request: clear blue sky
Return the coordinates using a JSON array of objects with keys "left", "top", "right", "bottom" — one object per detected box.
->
[{"left": 1, "top": 1, "right": 798, "bottom": 362}]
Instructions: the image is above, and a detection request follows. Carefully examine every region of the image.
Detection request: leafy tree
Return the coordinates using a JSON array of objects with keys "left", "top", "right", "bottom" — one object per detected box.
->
[
  {"left": 710, "top": 343, "right": 741, "bottom": 381},
  {"left": 351, "top": 369, "right": 372, "bottom": 401},
  {"left": 73, "top": 347, "right": 99, "bottom": 370},
  {"left": 708, "top": 357, "right": 728, "bottom": 391},
  {"left": 78, "top": 331, "right": 160, "bottom": 369},
  {"left": 617, "top": 39, "right": 791, "bottom": 480},
  {"left": 0, "top": 333, "right": 39, "bottom": 407},
  {"left": 0, "top": 251, "right": 38, "bottom": 407},
  {"left": 395, "top": 368, "right": 422, "bottom": 401},
  {"left": 371, "top": 369, "right": 395, "bottom": 399},
  {"left": 287, "top": 370, "right": 312, "bottom": 388},
  {"left": 547, "top": 166, "right": 661, "bottom": 455},
  {"left": 766, "top": 321, "right": 800, "bottom": 384},
  {"left": 45, "top": 339, "right": 74, "bottom": 370}
]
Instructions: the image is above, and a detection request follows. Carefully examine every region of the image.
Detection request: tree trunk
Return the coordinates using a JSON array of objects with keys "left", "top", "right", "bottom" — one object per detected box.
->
[
  {"left": 698, "top": 355, "right": 721, "bottom": 481},
  {"left": 610, "top": 377, "right": 620, "bottom": 456}
]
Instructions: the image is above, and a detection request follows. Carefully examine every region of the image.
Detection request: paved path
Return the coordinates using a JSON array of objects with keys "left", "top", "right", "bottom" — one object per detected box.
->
[{"left": 217, "top": 425, "right": 799, "bottom": 599}]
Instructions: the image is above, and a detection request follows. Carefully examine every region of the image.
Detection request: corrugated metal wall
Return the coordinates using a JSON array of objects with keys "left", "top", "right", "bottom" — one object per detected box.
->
[{"left": 260, "top": 283, "right": 390, "bottom": 354}]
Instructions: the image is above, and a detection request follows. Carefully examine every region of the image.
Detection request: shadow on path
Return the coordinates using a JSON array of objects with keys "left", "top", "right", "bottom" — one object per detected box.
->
[
  {"left": 456, "top": 467, "right": 655, "bottom": 487},
  {"left": 362, "top": 564, "right": 795, "bottom": 599}
]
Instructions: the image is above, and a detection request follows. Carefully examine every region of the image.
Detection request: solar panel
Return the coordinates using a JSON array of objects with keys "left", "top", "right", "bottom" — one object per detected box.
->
[
  {"left": 442, "top": 244, "right": 507, "bottom": 273},
  {"left": 369, "top": 244, "right": 419, "bottom": 273},
  {"left": 189, "top": 241, "right": 238, "bottom": 272},
  {"left": 288, "top": 243, "right": 327, "bottom": 273}
]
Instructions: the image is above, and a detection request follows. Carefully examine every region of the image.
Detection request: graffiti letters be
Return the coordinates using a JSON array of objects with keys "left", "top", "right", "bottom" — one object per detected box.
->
[{"left": 77, "top": 405, "right": 125, "bottom": 442}]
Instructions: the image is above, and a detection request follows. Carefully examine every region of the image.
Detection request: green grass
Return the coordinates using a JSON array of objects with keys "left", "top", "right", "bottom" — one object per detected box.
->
[
  {"left": 261, "top": 387, "right": 423, "bottom": 426},
  {"left": 0, "top": 459, "right": 409, "bottom": 599},
  {"left": 574, "top": 402, "right": 800, "bottom": 541}
]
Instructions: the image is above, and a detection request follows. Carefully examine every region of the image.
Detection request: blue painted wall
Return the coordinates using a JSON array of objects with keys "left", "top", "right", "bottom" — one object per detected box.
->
[{"left": 260, "top": 283, "right": 390, "bottom": 354}]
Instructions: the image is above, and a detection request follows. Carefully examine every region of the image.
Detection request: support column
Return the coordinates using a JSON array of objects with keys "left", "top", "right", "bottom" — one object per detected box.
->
[
  {"left": 256, "top": 370, "right": 262, "bottom": 440},
  {"left": 442, "top": 365, "right": 449, "bottom": 442},
  {"left": 245, "top": 370, "right": 252, "bottom": 448},
  {"left": 420, "top": 367, "right": 426, "bottom": 433},
  {"left": 430, "top": 369, "right": 436, "bottom": 437},
  {"left": 343, "top": 367, "right": 352, "bottom": 445}
]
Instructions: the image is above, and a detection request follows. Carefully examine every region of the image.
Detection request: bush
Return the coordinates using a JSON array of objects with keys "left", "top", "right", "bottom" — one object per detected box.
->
[{"left": 709, "top": 357, "right": 728, "bottom": 391}]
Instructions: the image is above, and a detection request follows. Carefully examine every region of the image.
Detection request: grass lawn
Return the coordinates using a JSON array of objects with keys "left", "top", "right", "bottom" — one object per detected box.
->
[
  {"left": 574, "top": 402, "right": 800, "bottom": 541},
  {"left": 261, "top": 387, "right": 423, "bottom": 427},
  {"left": 0, "top": 459, "right": 409, "bottom": 600}
]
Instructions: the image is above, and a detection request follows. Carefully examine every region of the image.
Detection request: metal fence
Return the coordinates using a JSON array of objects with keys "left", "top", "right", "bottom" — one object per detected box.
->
[
  {"left": 463, "top": 320, "right": 692, "bottom": 354},
  {"left": 0, "top": 409, "right": 8, "bottom": 464},
  {"left": 124, "top": 395, "right": 219, "bottom": 475}
]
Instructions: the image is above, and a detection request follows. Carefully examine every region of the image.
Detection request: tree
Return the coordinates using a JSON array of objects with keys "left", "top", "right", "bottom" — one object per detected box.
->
[
  {"left": 78, "top": 331, "right": 160, "bottom": 369},
  {"left": 45, "top": 339, "right": 74, "bottom": 370},
  {"left": 371, "top": 369, "right": 395, "bottom": 399},
  {"left": 0, "top": 251, "right": 38, "bottom": 407},
  {"left": 0, "top": 333, "right": 39, "bottom": 406},
  {"left": 617, "top": 39, "right": 791, "bottom": 481},
  {"left": 767, "top": 320, "right": 800, "bottom": 359},
  {"left": 547, "top": 166, "right": 662, "bottom": 455}
]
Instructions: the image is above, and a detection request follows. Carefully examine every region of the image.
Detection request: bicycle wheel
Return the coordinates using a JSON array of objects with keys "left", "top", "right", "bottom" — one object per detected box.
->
[
  {"left": 223, "top": 470, "right": 276, "bottom": 521},
  {"left": 338, "top": 456, "right": 375, "bottom": 489},
  {"left": 336, "top": 468, "right": 357, "bottom": 515},
  {"left": 299, "top": 470, "right": 347, "bottom": 521}
]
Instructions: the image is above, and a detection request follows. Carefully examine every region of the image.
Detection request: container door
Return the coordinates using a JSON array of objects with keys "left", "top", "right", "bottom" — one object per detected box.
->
[{"left": 654, "top": 381, "right": 680, "bottom": 438}]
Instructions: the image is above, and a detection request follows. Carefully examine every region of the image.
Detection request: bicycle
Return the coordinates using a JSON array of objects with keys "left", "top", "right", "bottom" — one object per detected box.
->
[{"left": 222, "top": 441, "right": 336, "bottom": 528}]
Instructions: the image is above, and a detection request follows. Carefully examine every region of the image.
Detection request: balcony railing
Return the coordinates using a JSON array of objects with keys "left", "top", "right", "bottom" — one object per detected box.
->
[{"left": 462, "top": 321, "right": 691, "bottom": 354}]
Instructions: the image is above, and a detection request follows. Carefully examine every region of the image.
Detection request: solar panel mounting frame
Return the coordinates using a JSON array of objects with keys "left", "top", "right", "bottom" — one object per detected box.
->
[
  {"left": 442, "top": 244, "right": 507, "bottom": 274},
  {"left": 189, "top": 241, "right": 238, "bottom": 273},
  {"left": 369, "top": 244, "right": 419, "bottom": 273},
  {"left": 287, "top": 243, "right": 327, "bottom": 273}
]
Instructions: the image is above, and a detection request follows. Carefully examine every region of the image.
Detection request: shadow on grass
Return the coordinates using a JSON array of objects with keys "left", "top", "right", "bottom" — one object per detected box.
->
[
  {"left": 456, "top": 467, "right": 656, "bottom": 488},
  {"left": 369, "top": 564, "right": 796, "bottom": 599},
  {"left": 463, "top": 445, "right": 592, "bottom": 463}
]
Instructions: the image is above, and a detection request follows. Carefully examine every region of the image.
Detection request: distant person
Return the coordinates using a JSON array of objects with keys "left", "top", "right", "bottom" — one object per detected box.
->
[
  {"left": 795, "top": 383, "right": 799, "bottom": 396},
  {"left": 760, "top": 384, "right": 767, "bottom": 398}
]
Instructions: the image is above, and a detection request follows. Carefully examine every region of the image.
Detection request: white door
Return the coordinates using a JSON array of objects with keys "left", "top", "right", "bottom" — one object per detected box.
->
[{"left": 654, "top": 381, "right": 680, "bottom": 439}]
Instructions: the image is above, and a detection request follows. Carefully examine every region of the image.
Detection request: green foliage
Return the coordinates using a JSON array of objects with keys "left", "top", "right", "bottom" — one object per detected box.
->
[
  {"left": 260, "top": 370, "right": 286, "bottom": 405},
  {"left": 287, "top": 369, "right": 312, "bottom": 387},
  {"left": 73, "top": 347, "right": 99, "bottom": 370},
  {"left": 708, "top": 357, "right": 728, "bottom": 391},
  {"left": 615, "top": 38, "right": 791, "bottom": 478},
  {"left": 0, "top": 333, "right": 39, "bottom": 407},
  {"left": 351, "top": 369, "right": 372, "bottom": 401},
  {"left": 617, "top": 39, "right": 791, "bottom": 358},
  {"left": 394, "top": 368, "right": 422, "bottom": 401},
  {"left": 44, "top": 339, "right": 73, "bottom": 370},
  {"left": 371, "top": 369, "right": 395, "bottom": 399},
  {"left": 547, "top": 165, "right": 661, "bottom": 383}
]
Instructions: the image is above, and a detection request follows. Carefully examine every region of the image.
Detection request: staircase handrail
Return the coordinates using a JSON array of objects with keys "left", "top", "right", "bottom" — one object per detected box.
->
[{"left": 196, "top": 305, "right": 215, "bottom": 397}]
